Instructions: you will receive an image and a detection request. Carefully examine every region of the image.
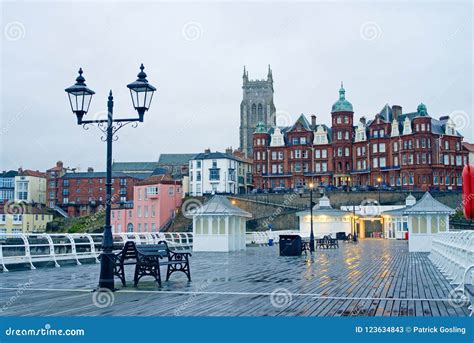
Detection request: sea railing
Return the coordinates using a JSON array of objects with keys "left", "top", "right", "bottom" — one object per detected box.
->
[{"left": 0, "top": 232, "right": 193, "bottom": 272}]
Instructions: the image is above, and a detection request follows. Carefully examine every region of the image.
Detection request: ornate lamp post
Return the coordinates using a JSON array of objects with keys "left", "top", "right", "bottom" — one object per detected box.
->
[
  {"left": 309, "top": 182, "right": 315, "bottom": 252},
  {"left": 65, "top": 64, "right": 156, "bottom": 291}
]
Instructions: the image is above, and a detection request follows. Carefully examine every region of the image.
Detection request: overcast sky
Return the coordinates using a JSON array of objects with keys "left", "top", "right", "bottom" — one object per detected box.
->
[{"left": 1, "top": 0, "right": 472, "bottom": 172}]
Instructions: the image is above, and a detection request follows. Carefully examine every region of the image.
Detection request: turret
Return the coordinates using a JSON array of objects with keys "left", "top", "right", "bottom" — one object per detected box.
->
[
  {"left": 267, "top": 64, "right": 273, "bottom": 83},
  {"left": 242, "top": 66, "right": 248, "bottom": 84}
]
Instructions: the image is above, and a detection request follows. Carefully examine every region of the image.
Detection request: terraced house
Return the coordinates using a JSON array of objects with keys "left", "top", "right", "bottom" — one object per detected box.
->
[{"left": 252, "top": 84, "right": 468, "bottom": 191}]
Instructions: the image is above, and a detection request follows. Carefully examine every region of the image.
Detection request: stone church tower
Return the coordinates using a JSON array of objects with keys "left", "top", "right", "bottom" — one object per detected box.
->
[{"left": 239, "top": 66, "right": 276, "bottom": 157}]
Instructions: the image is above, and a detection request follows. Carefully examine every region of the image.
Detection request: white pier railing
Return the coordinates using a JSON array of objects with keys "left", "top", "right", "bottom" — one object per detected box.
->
[
  {"left": 0, "top": 232, "right": 193, "bottom": 272},
  {"left": 245, "top": 230, "right": 300, "bottom": 246},
  {"left": 429, "top": 231, "right": 474, "bottom": 286},
  {"left": 0, "top": 230, "right": 301, "bottom": 271}
]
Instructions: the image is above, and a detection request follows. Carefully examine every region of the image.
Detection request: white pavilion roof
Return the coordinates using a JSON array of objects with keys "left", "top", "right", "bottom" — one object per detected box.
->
[
  {"left": 403, "top": 192, "right": 455, "bottom": 215},
  {"left": 195, "top": 196, "right": 252, "bottom": 218}
]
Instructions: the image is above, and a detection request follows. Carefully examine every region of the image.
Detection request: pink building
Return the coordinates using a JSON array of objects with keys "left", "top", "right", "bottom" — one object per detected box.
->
[{"left": 111, "top": 175, "right": 182, "bottom": 233}]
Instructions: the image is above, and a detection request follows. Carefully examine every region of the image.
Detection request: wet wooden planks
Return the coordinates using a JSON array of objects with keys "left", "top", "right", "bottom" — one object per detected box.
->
[{"left": 0, "top": 240, "right": 469, "bottom": 317}]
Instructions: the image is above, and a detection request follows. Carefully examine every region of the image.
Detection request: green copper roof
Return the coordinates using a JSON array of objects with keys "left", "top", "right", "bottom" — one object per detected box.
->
[
  {"left": 417, "top": 103, "right": 427, "bottom": 116},
  {"left": 331, "top": 82, "right": 353, "bottom": 113},
  {"left": 255, "top": 122, "right": 267, "bottom": 133}
]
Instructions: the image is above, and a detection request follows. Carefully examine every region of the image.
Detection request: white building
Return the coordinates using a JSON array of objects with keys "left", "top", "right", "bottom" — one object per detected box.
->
[
  {"left": 189, "top": 149, "right": 252, "bottom": 196},
  {"left": 297, "top": 196, "right": 353, "bottom": 238},
  {"left": 403, "top": 192, "right": 455, "bottom": 252},
  {"left": 192, "top": 196, "right": 252, "bottom": 252}
]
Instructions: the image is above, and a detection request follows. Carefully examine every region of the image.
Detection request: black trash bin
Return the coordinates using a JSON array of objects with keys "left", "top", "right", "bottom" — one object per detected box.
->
[
  {"left": 279, "top": 235, "right": 302, "bottom": 256},
  {"left": 336, "top": 232, "right": 346, "bottom": 240}
]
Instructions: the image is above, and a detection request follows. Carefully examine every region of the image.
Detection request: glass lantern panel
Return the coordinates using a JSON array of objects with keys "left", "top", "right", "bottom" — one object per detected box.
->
[
  {"left": 83, "top": 93, "right": 92, "bottom": 113},
  {"left": 136, "top": 89, "right": 146, "bottom": 108},
  {"left": 144, "top": 89, "right": 154, "bottom": 109}
]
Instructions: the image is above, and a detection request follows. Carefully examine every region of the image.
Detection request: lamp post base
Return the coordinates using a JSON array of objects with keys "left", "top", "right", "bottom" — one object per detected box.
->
[{"left": 98, "top": 251, "right": 115, "bottom": 290}]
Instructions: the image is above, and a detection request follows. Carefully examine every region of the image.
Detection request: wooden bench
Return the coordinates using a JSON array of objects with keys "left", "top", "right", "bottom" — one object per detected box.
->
[
  {"left": 113, "top": 241, "right": 192, "bottom": 287},
  {"left": 113, "top": 241, "right": 138, "bottom": 287},
  {"left": 316, "top": 235, "right": 339, "bottom": 249}
]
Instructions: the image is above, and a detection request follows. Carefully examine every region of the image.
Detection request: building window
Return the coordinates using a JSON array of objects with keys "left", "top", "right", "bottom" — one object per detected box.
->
[
  {"left": 372, "top": 144, "right": 378, "bottom": 153},
  {"left": 146, "top": 186, "right": 158, "bottom": 195},
  {"left": 137, "top": 206, "right": 142, "bottom": 218},
  {"left": 210, "top": 169, "right": 220, "bottom": 180},
  {"left": 169, "top": 187, "right": 175, "bottom": 195},
  {"left": 373, "top": 158, "right": 378, "bottom": 168},
  {"left": 300, "top": 137, "right": 306, "bottom": 145}
]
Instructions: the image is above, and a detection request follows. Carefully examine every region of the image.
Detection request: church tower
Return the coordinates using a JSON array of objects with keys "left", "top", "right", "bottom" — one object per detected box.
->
[{"left": 239, "top": 65, "right": 276, "bottom": 157}]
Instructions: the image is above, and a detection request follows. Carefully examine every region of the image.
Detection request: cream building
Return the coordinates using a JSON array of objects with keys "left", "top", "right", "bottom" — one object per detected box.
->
[
  {"left": 14, "top": 170, "right": 47, "bottom": 204},
  {"left": 0, "top": 205, "right": 53, "bottom": 235}
]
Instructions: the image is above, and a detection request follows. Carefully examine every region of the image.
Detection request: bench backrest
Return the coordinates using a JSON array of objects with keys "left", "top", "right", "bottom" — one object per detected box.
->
[
  {"left": 121, "top": 241, "right": 138, "bottom": 262},
  {"left": 136, "top": 241, "right": 170, "bottom": 258}
]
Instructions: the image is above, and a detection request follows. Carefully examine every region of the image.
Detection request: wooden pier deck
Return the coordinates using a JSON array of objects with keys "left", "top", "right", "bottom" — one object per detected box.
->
[{"left": 0, "top": 240, "right": 469, "bottom": 316}]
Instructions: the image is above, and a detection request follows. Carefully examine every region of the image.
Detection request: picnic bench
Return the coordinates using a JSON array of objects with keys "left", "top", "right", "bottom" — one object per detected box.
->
[
  {"left": 113, "top": 240, "right": 192, "bottom": 287},
  {"left": 316, "top": 235, "right": 339, "bottom": 249}
]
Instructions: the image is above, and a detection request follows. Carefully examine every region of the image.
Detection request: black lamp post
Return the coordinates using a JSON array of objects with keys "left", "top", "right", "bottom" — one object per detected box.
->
[
  {"left": 309, "top": 182, "right": 315, "bottom": 252},
  {"left": 377, "top": 176, "right": 382, "bottom": 204},
  {"left": 65, "top": 64, "right": 156, "bottom": 291}
]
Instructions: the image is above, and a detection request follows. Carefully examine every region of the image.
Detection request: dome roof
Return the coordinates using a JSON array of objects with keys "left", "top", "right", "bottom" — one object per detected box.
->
[
  {"left": 417, "top": 103, "right": 427, "bottom": 116},
  {"left": 255, "top": 122, "right": 267, "bottom": 133},
  {"left": 331, "top": 82, "right": 353, "bottom": 113}
]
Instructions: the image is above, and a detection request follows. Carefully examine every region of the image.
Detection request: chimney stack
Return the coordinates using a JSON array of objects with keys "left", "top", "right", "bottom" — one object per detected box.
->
[
  {"left": 392, "top": 105, "right": 402, "bottom": 120},
  {"left": 225, "top": 147, "right": 233, "bottom": 155},
  {"left": 360, "top": 116, "right": 366, "bottom": 125},
  {"left": 87, "top": 167, "right": 94, "bottom": 172},
  {"left": 204, "top": 148, "right": 211, "bottom": 154},
  {"left": 311, "top": 115, "right": 317, "bottom": 129},
  {"left": 57, "top": 161, "right": 63, "bottom": 168}
]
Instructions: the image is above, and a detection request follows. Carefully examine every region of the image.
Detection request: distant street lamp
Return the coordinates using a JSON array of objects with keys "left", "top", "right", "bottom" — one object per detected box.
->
[
  {"left": 309, "top": 182, "right": 315, "bottom": 252},
  {"left": 377, "top": 176, "right": 382, "bottom": 204},
  {"left": 65, "top": 64, "right": 156, "bottom": 291}
]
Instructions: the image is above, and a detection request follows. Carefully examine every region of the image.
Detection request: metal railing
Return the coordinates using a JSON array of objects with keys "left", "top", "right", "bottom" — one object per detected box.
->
[
  {"left": 0, "top": 232, "right": 193, "bottom": 272},
  {"left": 0, "top": 230, "right": 304, "bottom": 271}
]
